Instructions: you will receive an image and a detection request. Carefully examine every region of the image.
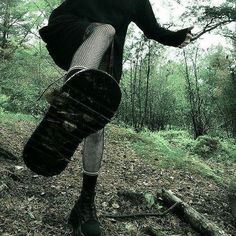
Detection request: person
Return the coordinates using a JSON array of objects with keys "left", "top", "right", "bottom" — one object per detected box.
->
[{"left": 39, "top": 0, "right": 193, "bottom": 235}]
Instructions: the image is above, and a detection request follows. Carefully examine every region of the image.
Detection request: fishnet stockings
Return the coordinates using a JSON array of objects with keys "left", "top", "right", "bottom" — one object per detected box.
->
[
  {"left": 70, "top": 23, "right": 115, "bottom": 71},
  {"left": 69, "top": 23, "right": 115, "bottom": 175}
]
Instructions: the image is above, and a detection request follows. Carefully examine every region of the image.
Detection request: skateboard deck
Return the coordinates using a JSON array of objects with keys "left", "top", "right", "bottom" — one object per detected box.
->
[{"left": 23, "top": 69, "right": 121, "bottom": 176}]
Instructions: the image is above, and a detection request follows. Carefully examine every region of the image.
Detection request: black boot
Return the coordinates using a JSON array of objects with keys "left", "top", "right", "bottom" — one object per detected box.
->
[{"left": 69, "top": 174, "right": 102, "bottom": 236}]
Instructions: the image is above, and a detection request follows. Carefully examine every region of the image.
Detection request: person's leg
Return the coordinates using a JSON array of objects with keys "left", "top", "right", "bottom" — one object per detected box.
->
[
  {"left": 69, "top": 173, "right": 101, "bottom": 236},
  {"left": 68, "top": 23, "right": 115, "bottom": 236},
  {"left": 69, "top": 23, "right": 115, "bottom": 71},
  {"left": 83, "top": 129, "right": 104, "bottom": 176}
]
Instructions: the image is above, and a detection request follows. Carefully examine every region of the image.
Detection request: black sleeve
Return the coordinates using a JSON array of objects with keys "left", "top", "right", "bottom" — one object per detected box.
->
[{"left": 131, "top": 0, "right": 189, "bottom": 47}]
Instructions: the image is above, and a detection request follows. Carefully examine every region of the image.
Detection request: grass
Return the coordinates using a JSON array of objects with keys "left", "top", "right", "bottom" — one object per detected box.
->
[
  {"left": 0, "top": 112, "right": 234, "bottom": 185},
  {"left": 109, "top": 124, "right": 235, "bottom": 185},
  {"left": 132, "top": 131, "right": 223, "bottom": 182},
  {"left": 0, "top": 111, "right": 37, "bottom": 133},
  {"left": 0, "top": 111, "right": 37, "bottom": 124}
]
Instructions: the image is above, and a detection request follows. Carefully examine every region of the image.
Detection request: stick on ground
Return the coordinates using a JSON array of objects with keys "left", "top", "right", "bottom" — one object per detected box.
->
[{"left": 161, "top": 189, "right": 228, "bottom": 236}]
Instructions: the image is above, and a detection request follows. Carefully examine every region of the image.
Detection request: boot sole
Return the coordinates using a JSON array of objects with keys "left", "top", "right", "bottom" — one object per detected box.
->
[{"left": 23, "top": 69, "right": 121, "bottom": 176}]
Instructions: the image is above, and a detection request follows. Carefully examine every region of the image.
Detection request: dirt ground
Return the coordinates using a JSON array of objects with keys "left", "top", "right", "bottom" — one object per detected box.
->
[{"left": 0, "top": 121, "right": 235, "bottom": 236}]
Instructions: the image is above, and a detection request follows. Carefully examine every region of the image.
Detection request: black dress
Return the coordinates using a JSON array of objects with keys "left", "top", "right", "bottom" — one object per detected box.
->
[{"left": 39, "top": 0, "right": 189, "bottom": 81}]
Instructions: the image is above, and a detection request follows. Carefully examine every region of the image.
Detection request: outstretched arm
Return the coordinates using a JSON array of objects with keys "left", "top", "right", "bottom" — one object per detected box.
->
[{"left": 132, "top": 0, "right": 193, "bottom": 47}]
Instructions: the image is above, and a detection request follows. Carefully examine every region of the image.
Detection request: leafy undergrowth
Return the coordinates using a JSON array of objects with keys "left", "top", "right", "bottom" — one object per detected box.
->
[
  {"left": 0, "top": 115, "right": 235, "bottom": 235},
  {"left": 113, "top": 126, "right": 236, "bottom": 185}
]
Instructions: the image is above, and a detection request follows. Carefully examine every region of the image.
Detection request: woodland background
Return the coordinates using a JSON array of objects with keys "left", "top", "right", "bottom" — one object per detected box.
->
[
  {"left": 0, "top": 0, "right": 236, "bottom": 139},
  {"left": 0, "top": 0, "right": 236, "bottom": 235}
]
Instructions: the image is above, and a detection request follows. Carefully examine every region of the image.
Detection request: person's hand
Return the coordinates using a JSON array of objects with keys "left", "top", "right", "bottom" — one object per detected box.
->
[{"left": 178, "top": 26, "right": 194, "bottom": 48}]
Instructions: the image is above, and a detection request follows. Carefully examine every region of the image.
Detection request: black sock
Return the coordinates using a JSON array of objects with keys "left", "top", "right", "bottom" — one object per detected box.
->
[{"left": 81, "top": 173, "right": 98, "bottom": 194}]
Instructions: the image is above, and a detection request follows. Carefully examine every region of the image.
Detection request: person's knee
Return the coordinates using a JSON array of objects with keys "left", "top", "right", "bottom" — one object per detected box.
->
[
  {"left": 97, "top": 24, "right": 116, "bottom": 38},
  {"left": 104, "top": 24, "right": 116, "bottom": 37}
]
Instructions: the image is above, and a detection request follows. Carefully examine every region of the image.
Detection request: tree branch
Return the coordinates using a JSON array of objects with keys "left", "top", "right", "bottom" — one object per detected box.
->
[
  {"left": 191, "top": 20, "right": 233, "bottom": 42},
  {"left": 103, "top": 202, "right": 178, "bottom": 219}
]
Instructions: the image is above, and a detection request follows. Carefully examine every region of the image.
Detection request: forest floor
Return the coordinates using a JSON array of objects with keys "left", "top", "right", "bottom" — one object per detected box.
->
[{"left": 0, "top": 117, "right": 235, "bottom": 236}]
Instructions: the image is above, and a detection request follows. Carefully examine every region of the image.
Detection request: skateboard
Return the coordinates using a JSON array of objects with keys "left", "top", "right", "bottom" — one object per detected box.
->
[{"left": 23, "top": 69, "right": 121, "bottom": 177}]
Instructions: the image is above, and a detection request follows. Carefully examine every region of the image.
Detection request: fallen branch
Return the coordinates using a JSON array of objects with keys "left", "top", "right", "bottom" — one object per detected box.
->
[
  {"left": 161, "top": 189, "right": 228, "bottom": 236},
  {"left": 103, "top": 202, "right": 178, "bottom": 219},
  {"left": 0, "top": 147, "right": 18, "bottom": 161},
  {"left": 0, "top": 168, "right": 21, "bottom": 182},
  {"left": 144, "top": 227, "right": 167, "bottom": 236}
]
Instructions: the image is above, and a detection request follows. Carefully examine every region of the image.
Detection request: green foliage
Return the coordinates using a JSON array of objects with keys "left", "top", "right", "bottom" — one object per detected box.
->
[
  {"left": 202, "top": 46, "right": 236, "bottom": 137},
  {"left": 219, "top": 139, "right": 236, "bottom": 162},
  {"left": 182, "top": 0, "right": 235, "bottom": 39},
  {"left": 0, "top": 0, "right": 235, "bottom": 143},
  {"left": 0, "top": 110, "right": 36, "bottom": 124},
  {"left": 144, "top": 193, "right": 156, "bottom": 208},
  {"left": 118, "top": 32, "right": 236, "bottom": 138},
  {"left": 118, "top": 44, "right": 181, "bottom": 131},
  {"left": 0, "top": 45, "right": 63, "bottom": 115},
  {"left": 192, "top": 136, "right": 221, "bottom": 158},
  {"left": 119, "top": 123, "right": 236, "bottom": 181},
  {"left": 0, "top": 0, "right": 64, "bottom": 115},
  {"left": 201, "top": 4, "right": 236, "bottom": 22},
  {"left": 0, "top": 0, "right": 62, "bottom": 53},
  {"left": 158, "top": 130, "right": 195, "bottom": 153},
  {"left": 0, "top": 93, "right": 9, "bottom": 110}
]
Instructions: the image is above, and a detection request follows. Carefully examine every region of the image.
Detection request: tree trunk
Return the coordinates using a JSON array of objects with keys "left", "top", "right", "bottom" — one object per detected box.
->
[{"left": 1, "top": 0, "right": 10, "bottom": 49}]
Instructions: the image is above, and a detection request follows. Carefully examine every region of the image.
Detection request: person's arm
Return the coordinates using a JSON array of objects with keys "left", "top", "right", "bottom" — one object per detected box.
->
[{"left": 131, "top": 0, "right": 192, "bottom": 47}]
